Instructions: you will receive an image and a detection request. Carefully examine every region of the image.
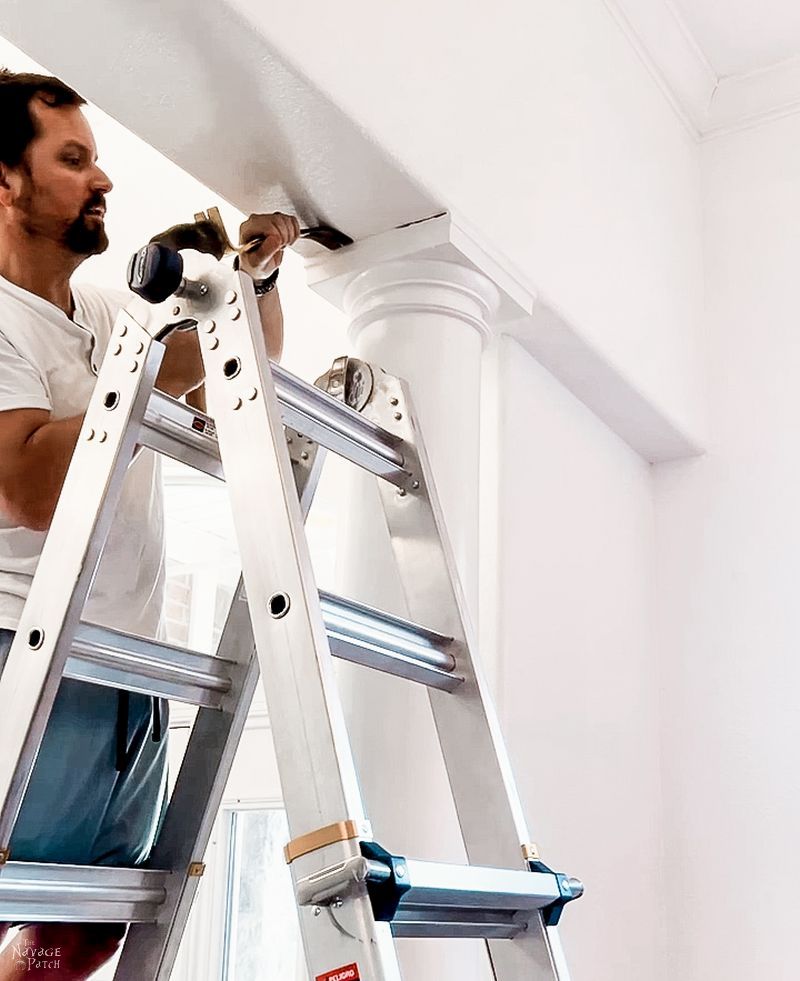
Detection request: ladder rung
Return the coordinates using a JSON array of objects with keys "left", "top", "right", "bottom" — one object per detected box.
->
[
  {"left": 389, "top": 860, "right": 562, "bottom": 939},
  {"left": 272, "top": 364, "right": 406, "bottom": 480},
  {"left": 319, "top": 591, "right": 463, "bottom": 692},
  {"left": 0, "top": 862, "right": 167, "bottom": 923},
  {"left": 139, "top": 367, "right": 407, "bottom": 483},
  {"left": 65, "top": 622, "right": 234, "bottom": 706},
  {"left": 64, "top": 595, "right": 460, "bottom": 705}
]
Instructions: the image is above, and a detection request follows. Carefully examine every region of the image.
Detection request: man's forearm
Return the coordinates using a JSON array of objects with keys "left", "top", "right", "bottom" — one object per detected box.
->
[
  {"left": 257, "top": 288, "right": 284, "bottom": 361},
  {"left": 15, "top": 414, "right": 85, "bottom": 531}
]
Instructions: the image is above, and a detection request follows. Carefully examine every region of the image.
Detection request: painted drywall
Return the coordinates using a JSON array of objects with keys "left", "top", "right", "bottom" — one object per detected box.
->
[
  {"left": 495, "top": 337, "right": 664, "bottom": 980},
  {"left": 655, "top": 113, "right": 800, "bottom": 980}
]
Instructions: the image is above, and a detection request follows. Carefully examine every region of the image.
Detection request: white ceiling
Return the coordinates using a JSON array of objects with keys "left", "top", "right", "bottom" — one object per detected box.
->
[
  {"left": 0, "top": 0, "right": 441, "bottom": 246},
  {"left": 672, "top": 0, "right": 800, "bottom": 78},
  {"left": 607, "top": 0, "right": 800, "bottom": 138}
]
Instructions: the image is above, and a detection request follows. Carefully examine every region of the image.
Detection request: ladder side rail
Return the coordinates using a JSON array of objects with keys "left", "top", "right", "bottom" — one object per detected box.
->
[
  {"left": 360, "top": 370, "right": 569, "bottom": 980},
  {"left": 0, "top": 312, "right": 164, "bottom": 853},
  {"left": 114, "top": 578, "right": 258, "bottom": 981},
  {"left": 172, "top": 256, "right": 402, "bottom": 981},
  {"left": 115, "top": 425, "right": 325, "bottom": 981}
]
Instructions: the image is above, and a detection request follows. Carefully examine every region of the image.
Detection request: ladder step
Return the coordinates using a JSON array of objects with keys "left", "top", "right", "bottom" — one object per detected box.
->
[
  {"left": 140, "top": 365, "right": 407, "bottom": 484},
  {"left": 65, "top": 622, "right": 235, "bottom": 706},
  {"left": 319, "top": 591, "right": 462, "bottom": 691},
  {"left": 392, "top": 859, "right": 574, "bottom": 940},
  {"left": 64, "top": 596, "right": 461, "bottom": 704},
  {"left": 0, "top": 862, "right": 168, "bottom": 923}
]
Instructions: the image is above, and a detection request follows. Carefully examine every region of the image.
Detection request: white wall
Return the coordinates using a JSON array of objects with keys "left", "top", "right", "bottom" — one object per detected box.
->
[
  {"left": 494, "top": 337, "right": 663, "bottom": 981},
  {"left": 655, "top": 113, "right": 800, "bottom": 980}
]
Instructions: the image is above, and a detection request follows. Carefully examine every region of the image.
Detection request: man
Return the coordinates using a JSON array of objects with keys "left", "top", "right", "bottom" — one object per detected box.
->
[{"left": 0, "top": 70, "right": 299, "bottom": 979}]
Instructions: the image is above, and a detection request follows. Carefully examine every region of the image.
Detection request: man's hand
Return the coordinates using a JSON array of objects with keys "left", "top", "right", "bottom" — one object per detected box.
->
[
  {"left": 237, "top": 212, "right": 301, "bottom": 279},
  {"left": 155, "top": 328, "right": 204, "bottom": 399}
]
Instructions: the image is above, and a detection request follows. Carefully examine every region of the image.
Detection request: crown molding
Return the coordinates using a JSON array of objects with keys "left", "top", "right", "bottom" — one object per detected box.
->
[{"left": 605, "top": 0, "right": 800, "bottom": 140}]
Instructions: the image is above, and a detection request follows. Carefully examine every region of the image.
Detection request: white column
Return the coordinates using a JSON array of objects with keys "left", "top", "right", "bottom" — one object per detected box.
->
[
  {"left": 344, "top": 258, "right": 497, "bottom": 610},
  {"left": 332, "top": 257, "right": 499, "bottom": 981}
]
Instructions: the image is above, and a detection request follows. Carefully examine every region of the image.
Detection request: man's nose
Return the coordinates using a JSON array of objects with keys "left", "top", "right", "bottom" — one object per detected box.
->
[{"left": 91, "top": 165, "right": 113, "bottom": 195}]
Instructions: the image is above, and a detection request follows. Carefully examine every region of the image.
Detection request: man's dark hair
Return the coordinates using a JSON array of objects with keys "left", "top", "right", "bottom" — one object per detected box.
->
[{"left": 0, "top": 69, "right": 85, "bottom": 169}]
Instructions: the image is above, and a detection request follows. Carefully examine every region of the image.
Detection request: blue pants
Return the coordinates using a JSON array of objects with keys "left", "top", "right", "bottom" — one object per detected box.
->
[{"left": 0, "top": 629, "right": 168, "bottom": 867}]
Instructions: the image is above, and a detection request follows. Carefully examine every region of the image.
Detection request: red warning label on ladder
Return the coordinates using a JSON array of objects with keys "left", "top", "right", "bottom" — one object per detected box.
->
[{"left": 316, "top": 965, "right": 360, "bottom": 981}]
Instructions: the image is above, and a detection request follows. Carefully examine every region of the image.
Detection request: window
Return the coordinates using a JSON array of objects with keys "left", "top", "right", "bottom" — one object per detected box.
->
[{"left": 221, "top": 807, "right": 305, "bottom": 981}]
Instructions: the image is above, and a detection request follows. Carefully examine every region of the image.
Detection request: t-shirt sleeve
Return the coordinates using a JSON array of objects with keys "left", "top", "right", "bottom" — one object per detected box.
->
[{"left": 0, "top": 334, "right": 52, "bottom": 413}]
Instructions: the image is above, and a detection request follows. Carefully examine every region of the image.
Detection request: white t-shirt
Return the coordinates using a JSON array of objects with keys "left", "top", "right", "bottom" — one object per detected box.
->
[{"left": 0, "top": 274, "right": 166, "bottom": 638}]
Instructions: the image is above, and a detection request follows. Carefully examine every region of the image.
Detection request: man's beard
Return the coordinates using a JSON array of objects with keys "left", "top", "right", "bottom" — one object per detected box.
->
[
  {"left": 16, "top": 165, "right": 109, "bottom": 257},
  {"left": 63, "top": 209, "right": 109, "bottom": 257}
]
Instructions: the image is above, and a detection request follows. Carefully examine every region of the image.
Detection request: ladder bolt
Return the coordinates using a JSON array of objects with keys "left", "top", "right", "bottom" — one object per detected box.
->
[
  {"left": 333, "top": 898, "right": 343, "bottom": 909},
  {"left": 313, "top": 907, "right": 322, "bottom": 917},
  {"left": 397, "top": 488, "right": 406, "bottom": 497},
  {"left": 172, "top": 305, "right": 181, "bottom": 316},
  {"left": 411, "top": 480, "right": 420, "bottom": 490},
  {"left": 301, "top": 451, "right": 309, "bottom": 461},
  {"left": 389, "top": 397, "right": 399, "bottom": 406},
  {"left": 393, "top": 412, "right": 402, "bottom": 421}
]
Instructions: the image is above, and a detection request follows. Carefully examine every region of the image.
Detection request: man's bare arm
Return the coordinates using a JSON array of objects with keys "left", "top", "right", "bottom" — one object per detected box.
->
[{"left": 0, "top": 332, "right": 207, "bottom": 532}]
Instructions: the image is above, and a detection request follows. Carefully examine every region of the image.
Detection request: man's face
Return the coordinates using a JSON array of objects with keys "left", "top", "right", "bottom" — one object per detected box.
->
[{"left": 7, "top": 99, "right": 113, "bottom": 257}]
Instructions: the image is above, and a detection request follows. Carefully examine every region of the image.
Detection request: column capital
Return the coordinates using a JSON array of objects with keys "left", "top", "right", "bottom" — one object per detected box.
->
[
  {"left": 304, "top": 212, "right": 536, "bottom": 327},
  {"left": 343, "top": 258, "right": 501, "bottom": 346}
]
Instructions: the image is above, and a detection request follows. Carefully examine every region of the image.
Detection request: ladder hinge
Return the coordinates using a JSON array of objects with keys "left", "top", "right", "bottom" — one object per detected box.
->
[{"left": 187, "top": 862, "right": 206, "bottom": 878}]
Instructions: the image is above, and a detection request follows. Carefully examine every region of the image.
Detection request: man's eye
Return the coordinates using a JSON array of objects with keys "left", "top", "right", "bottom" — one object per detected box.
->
[{"left": 62, "top": 157, "right": 81, "bottom": 166}]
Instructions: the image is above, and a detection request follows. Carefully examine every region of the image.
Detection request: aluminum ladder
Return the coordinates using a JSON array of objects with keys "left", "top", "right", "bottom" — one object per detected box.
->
[{"left": 0, "top": 240, "right": 583, "bottom": 980}]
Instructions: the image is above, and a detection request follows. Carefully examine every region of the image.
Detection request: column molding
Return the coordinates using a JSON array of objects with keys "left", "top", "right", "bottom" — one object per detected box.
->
[{"left": 344, "top": 258, "right": 501, "bottom": 347}]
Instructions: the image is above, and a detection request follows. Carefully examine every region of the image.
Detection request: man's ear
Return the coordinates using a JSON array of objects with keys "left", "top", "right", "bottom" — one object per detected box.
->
[
  {"left": 0, "top": 164, "right": 13, "bottom": 206},
  {"left": 0, "top": 162, "right": 22, "bottom": 208}
]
